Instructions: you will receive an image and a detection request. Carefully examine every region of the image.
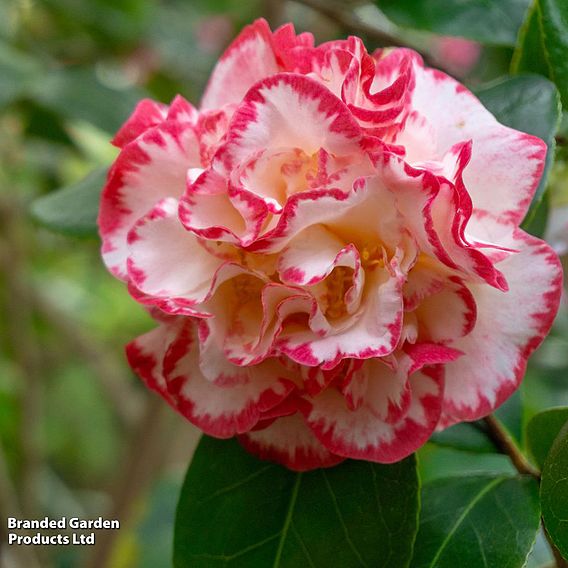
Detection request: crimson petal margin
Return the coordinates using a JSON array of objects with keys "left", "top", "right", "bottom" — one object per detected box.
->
[
  {"left": 301, "top": 366, "right": 444, "bottom": 463},
  {"left": 440, "top": 230, "right": 562, "bottom": 424},
  {"left": 239, "top": 413, "right": 344, "bottom": 471}
]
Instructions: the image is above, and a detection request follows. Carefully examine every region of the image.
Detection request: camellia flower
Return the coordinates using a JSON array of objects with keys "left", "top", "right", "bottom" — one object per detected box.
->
[{"left": 98, "top": 19, "right": 562, "bottom": 470}]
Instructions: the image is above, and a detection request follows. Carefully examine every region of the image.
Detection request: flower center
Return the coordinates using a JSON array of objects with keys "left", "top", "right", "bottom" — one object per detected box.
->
[
  {"left": 231, "top": 274, "right": 264, "bottom": 306},
  {"left": 324, "top": 266, "right": 353, "bottom": 319},
  {"left": 360, "top": 243, "right": 386, "bottom": 270}
]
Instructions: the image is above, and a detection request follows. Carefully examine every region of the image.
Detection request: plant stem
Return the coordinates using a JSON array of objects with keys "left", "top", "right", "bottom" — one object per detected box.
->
[
  {"left": 484, "top": 415, "right": 568, "bottom": 567},
  {"left": 83, "top": 396, "right": 173, "bottom": 568},
  {"left": 483, "top": 414, "right": 540, "bottom": 479},
  {"left": 0, "top": 194, "right": 44, "bottom": 518},
  {"left": 0, "top": 442, "right": 42, "bottom": 568}
]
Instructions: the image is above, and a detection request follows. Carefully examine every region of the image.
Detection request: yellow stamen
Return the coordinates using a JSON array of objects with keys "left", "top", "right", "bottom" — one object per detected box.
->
[
  {"left": 360, "top": 243, "right": 385, "bottom": 270},
  {"left": 324, "top": 266, "right": 353, "bottom": 319}
]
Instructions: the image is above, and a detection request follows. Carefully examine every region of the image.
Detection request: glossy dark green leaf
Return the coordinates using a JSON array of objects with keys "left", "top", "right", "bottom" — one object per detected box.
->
[
  {"left": 412, "top": 475, "right": 541, "bottom": 568},
  {"left": 526, "top": 407, "right": 568, "bottom": 468},
  {"left": 541, "top": 422, "right": 568, "bottom": 558},
  {"left": 174, "top": 436, "right": 419, "bottom": 568},
  {"left": 378, "top": 0, "right": 530, "bottom": 46},
  {"left": 430, "top": 423, "right": 497, "bottom": 453},
  {"left": 511, "top": 1, "right": 548, "bottom": 76},
  {"left": 476, "top": 75, "right": 561, "bottom": 232},
  {"left": 513, "top": 0, "right": 568, "bottom": 107},
  {"left": 30, "top": 168, "right": 107, "bottom": 237},
  {"left": 417, "top": 445, "right": 515, "bottom": 485},
  {"left": 30, "top": 67, "right": 146, "bottom": 133}
]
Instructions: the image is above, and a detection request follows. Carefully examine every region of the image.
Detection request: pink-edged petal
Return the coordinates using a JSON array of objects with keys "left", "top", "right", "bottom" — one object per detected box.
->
[
  {"left": 125, "top": 323, "right": 177, "bottom": 406},
  {"left": 272, "top": 22, "right": 314, "bottom": 54},
  {"left": 249, "top": 173, "right": 386, "bottom": 255},
  {"left": 215, "top": 73, "right": 363, "bottom": 174},
  {"left": 127, "top": 197, "right": 221, "bottom": 303},
  {"left": 403, "top": 260, "right": 446, "bottom": 310},
  {"left": 301, "top": 366, "right": 444, "bottom": 463},
  {"left": 441, "top": 230, "right": 562, "bottom": 424},
  {"left": 415, "top": 276, "right": 477, "bottom": 341},
  {"left": 164, "top": 322, "right": 297, "bottom": 438},
  {"left": 197, "top": 319, "right": 249, "bottom": 386},
  {"left": 279, "top": 265, "right": 403, "bottom": 369},
  {"left": 166, "top": 95, "right": 199, "bottom": 123},
  {"left": 238, "top": 413, "right": 343, "bottom": 471},
  {"left": 376, "top": 151, "right": 506, "bottom": 290},
  {"left": 249, "top": 188, "right": 355, "bottom": 254},
  {"left": 409, "top": 58, "right": 547, "bottom": 225},
  {"left": 403, "top": 342, "right": 463, "bottom": 374},
  {"left": 222, "top": 284, "right": 312, "bottom": 366},
  {"left": 429, "top": 179, "right": 507, "bottom": 290},
  {"left": 179, "top": 169, "right": 247, "bottom": 243},
  {"left": 201, "top": 19, "right": 279, "bottom": 110},
  {"left": 112, "top": 99, "right": 168, "bottom": 148},
  {"left": 278, "top": 225, "right": 348, "bottom": 285},
  {"left": 99, "top": 121, "right": 202, "bottom": 279},
  {"left": 340, "top": 358, "right": 411, "bottom": 421}
]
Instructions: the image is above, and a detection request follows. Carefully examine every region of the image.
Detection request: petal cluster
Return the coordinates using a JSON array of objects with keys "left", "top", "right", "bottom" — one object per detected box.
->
[{"left": 99, "top": 19, "right": 562, "bottom": 470}]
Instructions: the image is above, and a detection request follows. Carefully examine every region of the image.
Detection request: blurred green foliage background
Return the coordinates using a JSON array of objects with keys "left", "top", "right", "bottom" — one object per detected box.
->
[{"left": 1, "top": 0, "right": 567, "bottom": 566}]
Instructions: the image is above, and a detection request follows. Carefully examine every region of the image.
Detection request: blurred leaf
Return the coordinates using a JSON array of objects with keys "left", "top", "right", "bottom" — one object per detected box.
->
[
  {"left": 30, "top": 67, "right": 146, "bottom": 134},
  {"left": 24, "top": 104, "right": 75, "bottom": 145},
  {"left": 541, "top": 422, "right": 568, "bottom": 558},
  {"left": 430, "top": 423, "right": 497, "bottom": 453},
  {"left": 135, "top": 477, "right": 182, "bottom": 568},
  {"left": 189, "top": 0, "right": 259, "bottom": 17},
  {"left": 378, "top": 0, "right": 530, "bottom": 46},
  {"left": 46, "top": 363, "right": 119, "bottom": 482},
  {"left": 411, "top": 475, "right": 540, "bottom": 568},
  {"left": 526, "top": 407, "right": 568, "bottom": 468},
  {"left": 512, "top": 0, "right": 568, "bottom": 107},
  {"left": 494, "top": 388, "right": 524, "bottom": 443},
  {"left": 30, "top": 168, "right": 107, "bottom": 237},
  {"left": 477, "top": 75, "right": 561, "bottom": 235},
  {"left": 0, "top": 42, "right": 42, "bottom": 109},
  {"left": 175, "top": 436, "right": 419, "bottom": 568},
  {"left": 42, "top": 0, "right": 155, "bottom": 47}
]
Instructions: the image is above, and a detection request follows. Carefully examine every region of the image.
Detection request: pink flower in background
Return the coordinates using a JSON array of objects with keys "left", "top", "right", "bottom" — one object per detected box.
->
[
  {"left": 98, "top": 19, "right": 562, "bottom": 470},
  {"left": 195, "top": 15, "right": 234, "bottom": 54},
  {"left": 433, "top": 36, "right": 481, "bottom": 76}
]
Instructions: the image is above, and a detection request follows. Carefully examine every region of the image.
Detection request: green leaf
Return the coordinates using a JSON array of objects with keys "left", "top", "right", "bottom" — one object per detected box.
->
[
  {"left": 378, "top": 0, "right": 530, "bottom": 46},
  {"left": 0, "top": 42, "right": 42, "bottom": 109},
  {"left": 411, "top": 475, "right": 541, "bottom": 568},
  {"left": 511, "top": 1, "right": 548, "bottom": 76},
  {"left": 541, "top": 422, "right": 568, "bottom": 558},
  {"left": 30, "top": 67, "right": 147, "bottom": 134},
  {"left": 476, "top": 75, "right": 561, "bottom": 232},
  {"left": 30, "top": 168, "right": 107, "bottom": 237},
  {"left": 494, "top": 388, "right": 524, "bottom": 444},
  {"left": 417, "top": 445, "right": 515, "bottom": 485},
  {"left": 526, "top": 407, "right": 568, "bottom": 468},
  {"left": 174, "top": 436, "right": 419, "bottom": 568},
  {"left": 430, "top": 423, "right": 497, "bottom": 453},
  {"left": 513, "top": 0, "right": 568, "bottom": 107}
]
